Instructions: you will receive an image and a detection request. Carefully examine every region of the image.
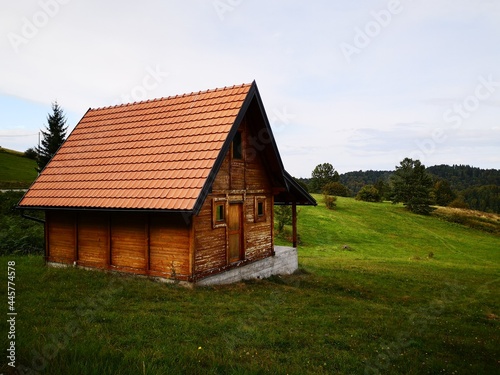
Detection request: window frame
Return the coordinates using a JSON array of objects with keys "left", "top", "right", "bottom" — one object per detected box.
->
[
  {"left": 212, "top": 198, "right": 227, "bottom": 229},
  {"left": 254, "top": 197, "right": 267, "bottom": 223}
]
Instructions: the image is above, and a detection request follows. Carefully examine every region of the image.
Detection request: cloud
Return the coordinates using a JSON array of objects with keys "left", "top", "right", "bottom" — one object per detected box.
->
[{"left": 0, "top": 0, "right": 499, "bottom": 173}]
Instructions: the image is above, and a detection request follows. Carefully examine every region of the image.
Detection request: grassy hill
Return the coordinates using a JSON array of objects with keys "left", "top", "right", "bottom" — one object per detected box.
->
[
  {"left": 1, "top": 197, "right": 498, "bottom": 374},
  {"left": 0, "top": 147, "right": 37, "bottom": 188}
]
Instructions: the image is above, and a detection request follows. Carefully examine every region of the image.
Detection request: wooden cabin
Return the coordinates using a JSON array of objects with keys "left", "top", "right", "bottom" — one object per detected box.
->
[{"left": 18, "top": 82, "right": 316, "bottom": 284}]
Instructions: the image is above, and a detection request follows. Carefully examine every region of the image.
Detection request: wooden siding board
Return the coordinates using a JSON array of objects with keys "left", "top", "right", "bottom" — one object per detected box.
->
[
  {"left": 77, "top": 213, "right": 109, "bottom": 267},
  {"left": 111, "top": 213, "right": 147, "bottom": 270},
  {"left": 194, "top": 195, "right": 227, "bottom": 276},
  {"left": 149, "top": 215, "right": 190, "bottom": 277},
  {"left": 47, "top": 211, "right": 76, "bottom": 264}
]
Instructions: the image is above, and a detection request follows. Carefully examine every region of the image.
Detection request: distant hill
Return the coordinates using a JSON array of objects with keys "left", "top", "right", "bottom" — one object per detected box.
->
[
  {"left": 298, "top": 164, "right": 500, "bottom": 213},
  {"left": 0, "top": 147, "right": 37, "bottom": 189},
  {"left": 339, "top": 170, "right": 393, "bottom": 194},
  {"left": 426, "top": 164, "right": 500, "bottom": 191}
]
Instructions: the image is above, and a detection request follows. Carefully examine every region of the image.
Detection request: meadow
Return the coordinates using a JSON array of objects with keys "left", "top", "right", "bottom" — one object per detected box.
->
[
  {"left": 0, "top": 148, "right": 37, "bottom": 189},
  {"left": 0, "top": 196, "right": 498, "bottom": 374}
]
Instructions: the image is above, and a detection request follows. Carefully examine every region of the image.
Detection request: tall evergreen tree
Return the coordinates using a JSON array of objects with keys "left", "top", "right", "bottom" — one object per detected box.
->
[
  {"left": 391, "top": 158, "right": 434, "bottom": 215},
  {"left": 36, "top": 102, "right": 68, "bottom": 172}
]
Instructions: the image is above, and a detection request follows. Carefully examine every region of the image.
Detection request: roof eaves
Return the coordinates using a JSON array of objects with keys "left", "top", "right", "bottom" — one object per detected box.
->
[{"left": 283, "top": 170, "right": 317, "bottom": 206}]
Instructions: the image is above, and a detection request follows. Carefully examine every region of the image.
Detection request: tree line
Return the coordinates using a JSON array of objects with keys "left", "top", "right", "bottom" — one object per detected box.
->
[{"left": 298, "top": 161, "right": 500, "bottom": 214}]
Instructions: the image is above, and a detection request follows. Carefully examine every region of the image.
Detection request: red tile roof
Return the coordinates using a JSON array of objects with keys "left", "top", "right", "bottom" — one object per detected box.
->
[{"left": 19, "top": 83, "right": 253, "bottom": 211}]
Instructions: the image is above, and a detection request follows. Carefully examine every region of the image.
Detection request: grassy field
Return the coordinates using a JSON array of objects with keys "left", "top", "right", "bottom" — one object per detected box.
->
[
  {"left": 0, "top": 148, "right": 37, "bottom": 189},
  {"left": 1, "top": 196, "right": 499, "bottom": 374}
]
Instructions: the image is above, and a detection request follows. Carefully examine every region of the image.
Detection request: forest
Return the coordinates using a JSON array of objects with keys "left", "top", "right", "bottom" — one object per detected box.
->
[{"left": 298, "top": 164, "right": 500, "bottom": 214}]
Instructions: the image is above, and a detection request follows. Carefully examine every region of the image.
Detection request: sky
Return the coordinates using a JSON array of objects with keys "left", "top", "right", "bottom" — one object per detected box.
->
[{"left": 1, "top": 0, "right": 499, "bottom": 177}]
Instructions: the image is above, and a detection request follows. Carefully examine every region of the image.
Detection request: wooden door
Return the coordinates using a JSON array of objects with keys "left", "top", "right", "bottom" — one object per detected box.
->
[{"left": 228, "top": 203, "right": 243, "bottom": 263}]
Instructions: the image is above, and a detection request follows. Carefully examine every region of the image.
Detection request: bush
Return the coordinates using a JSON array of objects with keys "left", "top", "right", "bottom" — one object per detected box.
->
[
  {"left": 356, "top": 185, "right": 381, "bottom": 202},
  {"left": 24, "top": 147, "right": 38, "bottom": 160},
  {"left": 0, "top": 191, "right": 44, "bottom": 255},
  {"left": 322, "top": 182, "right": 351, "bottom": 197},
  {"left": 448, "top": 197, "right": 469, "bottom": 209},
  {"left": 324, "top": 195, "right": 337, "bottom": 210},
  {"left": 274, "top": 205, "right": 292, "bottom": 233}
]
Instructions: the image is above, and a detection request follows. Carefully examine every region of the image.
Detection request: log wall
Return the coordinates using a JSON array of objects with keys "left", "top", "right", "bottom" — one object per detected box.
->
[{"left": 194, "top": 116, "right": 274, "bottom": 278}]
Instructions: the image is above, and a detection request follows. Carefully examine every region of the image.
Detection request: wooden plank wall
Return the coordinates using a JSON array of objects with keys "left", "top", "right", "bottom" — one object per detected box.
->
[
  {"left": 193, "top": 197, "right": 227, "bottom": 276},
  {"left": 78, "top": 213, "right": 108, "bottom": 268},
  {"left": 47, "top": 211, "right": 76, "bottom": 264},
  {"left": 149, "top": 214, "right": 190, "bottom": 277},
  {"left": 194, "top": 116, "right": 275, "bottom": 278},
  {"left": 111, "top": 213, "right": 147, "bottom": 270},
  {"left": 244, "top": 194, "right": 273, "bottom": 260},
  {"left": 45, "top": 211, "right": 191, "bottom": 280}
]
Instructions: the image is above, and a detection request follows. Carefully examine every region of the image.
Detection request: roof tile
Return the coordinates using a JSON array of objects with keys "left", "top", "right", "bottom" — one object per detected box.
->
[{"left": 19, "top": 83, "right": 253, "bottom": 211}]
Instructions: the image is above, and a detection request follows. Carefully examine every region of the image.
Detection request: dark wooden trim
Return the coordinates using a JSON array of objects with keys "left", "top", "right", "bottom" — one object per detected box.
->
[
  {"left": 270, "top": 196, "right": 275, "bottom": 256},
  {"left": 145, "top": 215, "right": 151, "bottom": 273},
  {"left": 107, "top": 214, "right": 112, "bottom": 269},
  {"left": 44, "top": 211, "right": 49, "bottom": 263},
  {"left": 74, "top": 212, "right": 79, "bottom": 263},
  {"left": 189, "top": 214, "right": 196, "bottom": 280}
]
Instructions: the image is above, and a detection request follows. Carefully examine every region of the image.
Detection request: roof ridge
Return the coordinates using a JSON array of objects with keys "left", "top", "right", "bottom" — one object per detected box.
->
[{"left": 93, "top": 82, "right": 253, "bottom": 111}]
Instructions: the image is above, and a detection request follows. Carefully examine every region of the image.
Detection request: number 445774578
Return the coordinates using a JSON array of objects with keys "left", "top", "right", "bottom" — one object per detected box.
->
[{"left": 7, "top": 261, "right": 15, "bottom": 312}]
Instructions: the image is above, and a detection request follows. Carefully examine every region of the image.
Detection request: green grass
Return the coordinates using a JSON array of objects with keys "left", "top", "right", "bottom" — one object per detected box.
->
[
  {"left": 1, "top": 196, "right": 499, "bottom": 374},
  {"left": 0, "top": 148, "right": 37, "bottom": 189}
]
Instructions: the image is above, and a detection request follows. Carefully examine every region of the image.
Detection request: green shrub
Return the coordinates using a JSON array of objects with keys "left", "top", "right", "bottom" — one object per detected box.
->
[
  {"left": 322, "top": 182, "right": 351, "bottom": 197},
  {"left": 448, "top": 197, "right": 469, "bottom": 209},
  {"left": 274, "top": 205, "right": 292, "bottom": 233},
  {"left": 356, "top": 185, "right": 381, "bottom": 202},
  {"left": 0, "top": 191, "right": 44, "bottom": 255},
  {"left": 324, "top": 194, "right": 337, "bottom": 210}
]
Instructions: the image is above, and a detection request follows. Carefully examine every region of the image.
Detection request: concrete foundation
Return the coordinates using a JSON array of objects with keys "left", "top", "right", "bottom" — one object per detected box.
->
[
  {"left": 196, "top": 246, "right": 298, "bottom": 286},
  {"left": 47, "top": 246, "right": 298, "bottom": 287}
]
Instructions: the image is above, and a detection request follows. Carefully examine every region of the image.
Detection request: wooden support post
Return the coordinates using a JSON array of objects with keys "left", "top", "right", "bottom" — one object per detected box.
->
[{"left": 292, "top": 201, "right": 297, "bottom": 248}]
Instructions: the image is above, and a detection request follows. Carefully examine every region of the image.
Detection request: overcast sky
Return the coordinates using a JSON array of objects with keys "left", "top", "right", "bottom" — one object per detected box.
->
[{"left": 1, "top": 0, "right": 499, "bottom": 176}]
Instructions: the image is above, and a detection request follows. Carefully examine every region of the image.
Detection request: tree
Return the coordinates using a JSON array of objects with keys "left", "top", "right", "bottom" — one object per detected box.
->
[
  {"left": 24, "top": 147, "right": 37, "bottom": 160},
  {"left": 310, "top": 163, "right": 339, "bottom": 192},
  {"left": 36, "top": 102, "right": 68, "bottom": 172},
  {"left": 322, "top": 181, "right": 351, "bottom": 197},
  {"left": 391, "top": 158, "right": 434, "bottom": 215},
  {"left": 432, "top": 179, "right": 456, "bottom": 206},
  {"left": 356, "top": 185, "right": 381, "bottom": 202}
]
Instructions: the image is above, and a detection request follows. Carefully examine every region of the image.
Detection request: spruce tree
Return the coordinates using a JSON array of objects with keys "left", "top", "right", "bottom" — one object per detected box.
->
[
  {"left": 36, "top": 102, "right": 68, "bottom": 172},
  {"left": 391, "top": 158, "right": 434, "bottom": 215}
]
